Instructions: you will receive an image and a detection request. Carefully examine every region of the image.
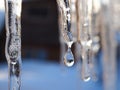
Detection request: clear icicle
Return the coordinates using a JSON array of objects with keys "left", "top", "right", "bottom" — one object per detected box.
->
[
  {"left": 80, "top": 46, "right": 91, "bottom": 82},
  {"left": 71, "top": 0, "right": 81, "bottom": 63},
  {"left": 101, "top": 0, "right": 117, "bottom": 90},
  {"left": 89, "top": 0, "right": 101, "bottom": 81},
  {"left": 76, "top": 0, "right": 82, "bottom": 62},
  {"left": 57, "top": 0, "right": 74, "bottom": 67},
  {"left": 76, "top": 0, "right": 93, "bottom": 81},
  {"left": 58, "top": 6, "right": 67, "bottom": 71},
  {"left": 4, "top": 0, "right": 22, "bottom": 90},
  {"left": 70, "top": 0, "right": 77, "bottom": 42}
]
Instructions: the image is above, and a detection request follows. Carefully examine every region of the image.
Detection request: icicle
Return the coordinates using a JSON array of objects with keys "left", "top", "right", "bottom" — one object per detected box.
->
[
  {"left": 57, "top": 0, "right": 74, "bottom": 67},
  {"left": 58, "top": 5, "right": 67, "bottom": 72},
  {"left": 89, "top": 0, "right": 101, "bottom": 81},
  {"left": 76, "top": 0, "right": 93, "bottom": 81},
  {"left": 101, "top": 0, "right": 117, "bottom": 90},
  {"left": 4, "top": 0, "right": 22, "bottom": 90}
]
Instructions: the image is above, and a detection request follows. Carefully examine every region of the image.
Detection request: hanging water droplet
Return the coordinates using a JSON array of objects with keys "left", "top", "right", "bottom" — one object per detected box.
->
[
  {"left": 81, "top": 70, "right": 91, "bottom": 82},
  {"left": 64, "top": 48, "right": 74, "bottom": 67},
  {"left": 82, "top": 75, "right": 91, "bottom": 82}
]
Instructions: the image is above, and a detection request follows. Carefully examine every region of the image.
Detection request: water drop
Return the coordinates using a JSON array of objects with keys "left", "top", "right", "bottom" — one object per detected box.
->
[
  {"left": 82, "top": 75, "right": 91, "bottom": 82},
  {"left": 64, "top": 48, "right": 74, "bottom": 67}
]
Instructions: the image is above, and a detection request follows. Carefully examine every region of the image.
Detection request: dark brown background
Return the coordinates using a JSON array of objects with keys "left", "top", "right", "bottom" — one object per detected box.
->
[{"left": 0, "top": 0, "right": 60, "bottom": 62}]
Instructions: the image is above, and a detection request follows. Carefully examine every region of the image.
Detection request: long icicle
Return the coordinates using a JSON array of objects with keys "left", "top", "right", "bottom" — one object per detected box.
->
[
  {"left": 57, "top": 0, "right": 74, "bottom": 67},
  {"left": 77, "top": 0, "right": 93, "bottom": 82},
  {"left": 101, "top": 0, "right": 117, "bottom": 90},
  {"left": 4, "top": 0, "right": 22, "bottom": 90}
]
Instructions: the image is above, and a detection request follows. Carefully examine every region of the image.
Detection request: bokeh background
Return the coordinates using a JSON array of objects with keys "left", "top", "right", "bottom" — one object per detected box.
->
[{"left": 0, "top": 0, "right": 120, "bottom": 90}]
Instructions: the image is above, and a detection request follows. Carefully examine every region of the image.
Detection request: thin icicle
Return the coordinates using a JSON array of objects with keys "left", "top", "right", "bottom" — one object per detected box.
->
[
  {"left": 4, "top": 0, "right": 22, "bottom": 90},
  {"left": 57, "top": 0, "right": 75, "bottom": 67}
]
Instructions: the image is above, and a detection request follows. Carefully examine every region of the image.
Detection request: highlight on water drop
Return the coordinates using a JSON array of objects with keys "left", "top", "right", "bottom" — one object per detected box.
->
[
  {"left": 82, "top": 75, "right": 91, "bottom": 82},
  {"left": 64, "top": 48, "right": 74, "bottom": 67}
]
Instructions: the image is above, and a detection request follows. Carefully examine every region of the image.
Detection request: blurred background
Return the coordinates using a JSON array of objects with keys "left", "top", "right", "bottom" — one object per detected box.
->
[{"left": 0, "top": 0, "right": 119, "bottom": 90}]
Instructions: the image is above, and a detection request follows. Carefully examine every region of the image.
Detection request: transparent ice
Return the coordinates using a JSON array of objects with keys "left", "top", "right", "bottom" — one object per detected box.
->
[
  {"left": 4, "top": 0, "right": 22, "bottom": 90},
  {"left": 57, "top": 0, "right": 75, "bottom": 67},
  {"left": 76, "top": 0, "right": 93, "bottom": 82}
]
